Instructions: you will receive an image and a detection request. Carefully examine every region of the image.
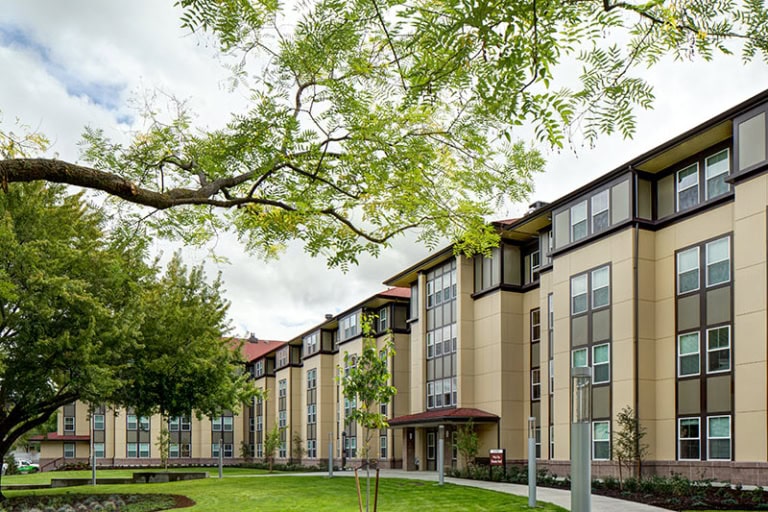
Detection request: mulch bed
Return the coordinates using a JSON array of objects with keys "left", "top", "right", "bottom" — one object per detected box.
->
[
  {"left": 0, "top": 493, "right": 195, "bottom": 511},
  {"left": 594, "top": 484, "right": 768, "bottom": 511}
]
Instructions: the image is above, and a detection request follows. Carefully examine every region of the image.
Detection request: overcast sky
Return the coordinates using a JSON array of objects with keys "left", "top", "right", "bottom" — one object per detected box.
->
[{"left": 2, "top": 1, "right": 768, "bottom": 341}]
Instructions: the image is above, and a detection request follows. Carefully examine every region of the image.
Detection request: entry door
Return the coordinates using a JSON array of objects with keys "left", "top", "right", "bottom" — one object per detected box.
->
[{"left": 426, "top": 429, "right": 437, "bottom": 471}]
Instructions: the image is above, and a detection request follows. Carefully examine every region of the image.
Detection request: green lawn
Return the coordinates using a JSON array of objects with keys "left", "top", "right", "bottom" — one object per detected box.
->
[
  {"left": 2, "top": 474, "right": 567, "bottom": 511},
  {"left": 1, "top": 466, "right": 268, "bottom": 485}
]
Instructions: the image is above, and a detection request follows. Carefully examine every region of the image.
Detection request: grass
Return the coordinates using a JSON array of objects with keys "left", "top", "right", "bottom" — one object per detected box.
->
[
  {"left": 1, "top": 466, "right": 268, "bottom": 485},
  {"left": 1, "top": 474, "right": 568, "bottom": 511}
]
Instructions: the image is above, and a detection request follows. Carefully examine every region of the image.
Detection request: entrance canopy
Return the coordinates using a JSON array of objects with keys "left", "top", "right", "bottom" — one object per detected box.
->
[{"left": 388, "top": 407, "right": 499, "bottom": 428}]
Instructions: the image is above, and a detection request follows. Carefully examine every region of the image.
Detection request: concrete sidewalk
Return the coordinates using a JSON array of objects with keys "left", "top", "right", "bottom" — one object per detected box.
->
[{"left": 242, "top": 469, "right": 672, "bottom": 511}]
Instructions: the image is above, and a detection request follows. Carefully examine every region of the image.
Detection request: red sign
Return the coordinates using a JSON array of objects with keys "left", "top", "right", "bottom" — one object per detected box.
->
[{"left": 489, "top": 449, "right": 505, "bottom": 466}]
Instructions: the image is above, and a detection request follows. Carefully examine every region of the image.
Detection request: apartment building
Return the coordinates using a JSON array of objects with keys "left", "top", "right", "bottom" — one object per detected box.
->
[
  {"left": 38, "top": 89, "right": 768, "bottom": 483},
  {"left": 383, "top": 89, "right": 768, "bottom": 484},
  {"left": 37, "top": 337, "right": 286, "bottom": 469},
  {"left": 252, "top": 287, "right": 412, "bottom": 468}
]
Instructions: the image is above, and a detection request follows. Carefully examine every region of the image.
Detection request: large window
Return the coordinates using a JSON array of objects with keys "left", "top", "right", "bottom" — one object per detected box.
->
[
  {"left": 677, "top": 163, "right": 699, "bottom": 211},
  {"left": 572, "top": 348, "right": 588, "bottom": 368},
  {"left": 304, "top": 332, "right": 319, "bottom": 356},
  {"left": 706, "top": 237, "right": 730, "bottom": 286},
  {"left": 339, "top": 312, "right": 360, "bottom": 341},
  {"left": 679, "top": 417, "right": 700, "bottom": 460},
  {"left": 307, "top": 368, "right": 317, "bottom": 389},
  {"left": 677, "top": 247, "right": 700, "bottom": 294},
  {"left": 94, "top": 442, "right": 105, "bottom": 458},
  {"left": 707, "top": 416, "right": 731, "bottom": 460},
  {"left": 64, "top": 416, "right": 75, "bottom": 432},
  {"left": 571, "top": 265, "right": 610, "bottom": 314},
  {"left": 678, "top": 332, "right": 700, "bottom": 377},
  {"left": 705, "top": 149, "right": 730, "bottom": 199},
  {"left": 378, "top": 307, "right": 389, "bottom": 332},
  {"left": 307, "top": 439, "right": 317, "bottom": 459},
  {"left": 307, "top": 404, "right": 317, "bottom": 424},
  {"left": 93, "top": 414, "right": 105, "bottom": 431},
  {"left": 64, "top": 443, "right": 75, "bottom": 458},
  {"left": 212, "top": 416, "right": 233, "bottom": 431},
  {"left": 592, "top": 421, "right": 610, "bottom": 460},
  {"left": 571, "top": 274, "right": 588, "bottom": 315},
  {"left": 591, "top": 190, "right": 610, "bottom": 233},
  {"left": 706, "top": 326, "right": 731, "bottom": 373},
  {"left": 276, "top": 347, "right": 289, "bottom": 368},
  {"left": 380, "top": 435, "right": 387, "bottom": 459},
  {"left": 571, "top": 201, "right": 588, "bottom": 241},
  {"left": 593, "top": 344, "right": 610, "bottom": 384},
  {"left": 531, "top": 369, "right": 541, "bottom": 400},
  {"left": 426, "top": 260, "right": 457, "bottom": 409}
]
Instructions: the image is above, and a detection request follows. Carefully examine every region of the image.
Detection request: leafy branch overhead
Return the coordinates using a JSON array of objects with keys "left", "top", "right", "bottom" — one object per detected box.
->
[{"left": 1, "top": 0, "right": 767, "bottom": 266}]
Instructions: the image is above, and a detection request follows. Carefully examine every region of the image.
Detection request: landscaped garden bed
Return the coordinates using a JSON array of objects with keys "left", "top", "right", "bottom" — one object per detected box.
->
[
  {"left": 0, "top": 493, "right": 193, "bottom": 512},
  {"left": 451, "top": 465, "right": 768, "bottom": 511}
]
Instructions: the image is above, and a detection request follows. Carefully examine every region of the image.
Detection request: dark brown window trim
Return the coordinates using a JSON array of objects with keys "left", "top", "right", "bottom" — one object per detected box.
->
[{"left": 727, "top": 160, "right": 768, "bottom": 185}]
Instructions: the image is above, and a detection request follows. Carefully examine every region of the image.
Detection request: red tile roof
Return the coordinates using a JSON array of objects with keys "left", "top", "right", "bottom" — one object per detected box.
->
[
  {"left": 240, "top": 339, "right": 287, "bottom": 362},
  {"left": 388, "top": 408, "right": 499, "bottom": 427},
  {"left": 378, "top": 287, "right": 410, "bottom": 299},
  {"left": 30, "top": 433, "right": 90, "bottom": 442},
  {"left": 495, "top": 218, "right": 520, "bottom": 226}
]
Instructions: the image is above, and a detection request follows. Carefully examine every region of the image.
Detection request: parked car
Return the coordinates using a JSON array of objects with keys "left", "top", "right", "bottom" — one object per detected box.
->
[{"left": 15, "top": 460, "right": 39, "bottom": 474}]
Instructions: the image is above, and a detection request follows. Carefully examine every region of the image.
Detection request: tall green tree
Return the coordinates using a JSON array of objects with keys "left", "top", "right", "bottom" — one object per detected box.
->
[
  {"left": 111, "top": 253, "right": 256, "bottom": 469},
  {"left": 0, "top": 182, "right": 252, "bottom": 497}
]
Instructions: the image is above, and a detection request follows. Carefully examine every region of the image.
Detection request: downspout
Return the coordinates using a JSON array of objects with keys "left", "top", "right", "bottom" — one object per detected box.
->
[{"left": 632, "top": 167, "right": 641, "bottom": 477}]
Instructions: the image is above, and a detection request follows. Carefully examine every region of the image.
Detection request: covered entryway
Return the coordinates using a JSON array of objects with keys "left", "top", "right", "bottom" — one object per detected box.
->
[{"left": 388, "top": 408, "right": 499, "bottom": 472}]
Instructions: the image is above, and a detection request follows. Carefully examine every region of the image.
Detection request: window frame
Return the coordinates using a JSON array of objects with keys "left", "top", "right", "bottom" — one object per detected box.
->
[
  {"left": 592, "top": 421, "right": 610, "bottom": 460},
  {"left": 706, "top": 325, "right": 731, "bottom": 374},
  {"left": 676, "top": 162, "right": 700, "bottom": 211},
  {"left": 126, "top": 414, "right": 138, "bottom": 431},
  {"left": 571, "top": 274, "right": 588, "bottom": 315},
  {"left": 592, "top": 343, "right": 610, "bottom": 384},
  {"left": 93, "top": 414, "right": 105, "bottom": 431},
  {"left": 705, "top": 148, "right": 731, "bottom": 200},
  {"left": 705, "top": 237, "right": 731, "bottom": 287},
  {"left": 707, "top": 415, "right": 732, "bottom": 461},
  {"left": 677, "top": 332, "right": 701, "bottom": 377},
  {"left": 591, "top": 189, "right": 610, "bottom": 233},
  {"left": 591, "top": 266, "right": 610, "bottom": 309},
  {"left": 64, "top": 442, "right": 75, "bottom": 458},
  {"left": 531, "top": 368, "right": 541, "bottom": 401},
  {"left": 678, "top": 417, "right": 701, "bottom": 461},
  {"left": 677, "top": 246, "right": 701, "bottom": 295},
  {"left": 572, "top": 348, "right": 588, "bottom": 369},
  {"left": 64, "top": 416, "right": 75, "bottom": 433},
  {"left": 571, "top": 200, "right": 588, "bottom": 242}
]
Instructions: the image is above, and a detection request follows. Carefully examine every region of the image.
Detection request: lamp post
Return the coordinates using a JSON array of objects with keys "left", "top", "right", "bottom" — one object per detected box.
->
[
  {"left": 90, "top": 412, "right": 96, "bottom": 486},
  {"left": 528, "top": 416, "right": 536, "bottom": 507},
  {"left": 218, "top": 416, "right": 224, "bottom": 479},
  {"left": 571, "top": 367, "right": 592, "bottom": 512},
  {"left": 437, "top": 425, "right": 445, "bottom": 486}
]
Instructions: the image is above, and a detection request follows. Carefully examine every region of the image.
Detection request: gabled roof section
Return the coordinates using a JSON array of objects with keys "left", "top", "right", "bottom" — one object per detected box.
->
[
  {"left": 240, "top": 338, "right": 287, "bottom": 362},
  {"left": 384, "top": 246, "right": 454, "bottom": 288}
]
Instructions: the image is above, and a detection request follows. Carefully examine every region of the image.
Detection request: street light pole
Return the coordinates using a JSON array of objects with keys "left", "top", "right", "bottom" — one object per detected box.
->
[
  {"left": 218, "top": 416, "right": 224, "bottom": 479},
  {"left": 571, "top": 367, "right": 592, "bottom": 512},
  {"left": 528, "top": 416, "right": 536, "bottom": 507}
]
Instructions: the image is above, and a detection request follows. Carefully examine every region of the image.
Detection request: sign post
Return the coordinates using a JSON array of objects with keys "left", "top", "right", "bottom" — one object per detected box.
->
[{"left": 489, "top": 448, "right": 505, "bottom": 478}]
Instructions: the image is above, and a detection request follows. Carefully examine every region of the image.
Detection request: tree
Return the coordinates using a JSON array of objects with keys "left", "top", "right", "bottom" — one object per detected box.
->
[
  {"left": 291, "top": 431, "right": 305, "bottom": 464},
  {"left": 0, "top": 182, "right": 250, "bottom": 499},
  {"left": 263, "top": 425, "right": 283, "bottom": 473},
  {"left": 340, "top": 316, "right": 396, "bottom": 512},
  {"left": 613, "top": 405, "right": 649, "bottom": 487},
  {"left": 109, "top": 253, "right": 257, "bottom": 469},
  {"left": 7, "top": 2, "right": 765, "bottom": 266},
  {"left": 456, "top": 420, "right": 480, "bottom": 471}
]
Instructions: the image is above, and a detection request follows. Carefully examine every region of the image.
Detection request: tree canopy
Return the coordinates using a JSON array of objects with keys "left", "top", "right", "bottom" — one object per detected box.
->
[
  {"left": 0, "top": 182, "right": 253, "bottom": 495},
  {"left": 1, "top": 1, "right": 766, "bottom": 266}
]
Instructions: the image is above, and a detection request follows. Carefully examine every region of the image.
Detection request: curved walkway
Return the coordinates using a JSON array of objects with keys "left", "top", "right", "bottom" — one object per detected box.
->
[{"left": 240, "top": 469, "right": 672, "bottom": 511}]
